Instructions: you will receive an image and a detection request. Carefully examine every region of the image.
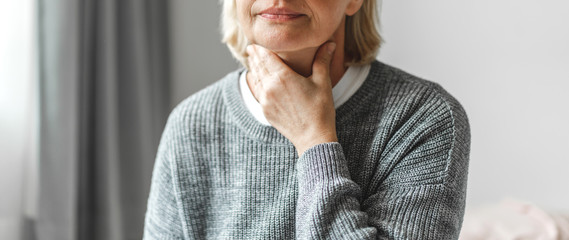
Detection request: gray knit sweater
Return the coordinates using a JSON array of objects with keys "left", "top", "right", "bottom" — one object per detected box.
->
[{"left": 143, "top": 61, "right": 470, "bottom": 240}]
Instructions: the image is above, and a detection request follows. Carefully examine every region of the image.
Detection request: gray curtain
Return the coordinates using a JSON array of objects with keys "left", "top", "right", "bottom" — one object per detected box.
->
[{"left": 37, "top": 0, "right": 170, "bottom": 239}]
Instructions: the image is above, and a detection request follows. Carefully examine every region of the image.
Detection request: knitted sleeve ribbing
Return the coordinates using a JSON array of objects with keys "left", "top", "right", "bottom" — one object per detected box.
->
[{"left": 295, "top": 90, "right": 470, "bottom": 239}]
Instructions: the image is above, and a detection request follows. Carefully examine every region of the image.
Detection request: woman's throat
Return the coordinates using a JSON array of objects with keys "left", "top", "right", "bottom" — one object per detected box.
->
[{"left": 276, "top": 48, "right": 319, "bottom": 78}]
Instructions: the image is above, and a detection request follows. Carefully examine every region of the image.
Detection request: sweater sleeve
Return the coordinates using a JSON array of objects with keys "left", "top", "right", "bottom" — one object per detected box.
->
[
  {"left": 143, "top": 108, "right": 185, "bottom": 240},
  {"left": 295, "top": 96, "right": 470, "bottom": 239}
]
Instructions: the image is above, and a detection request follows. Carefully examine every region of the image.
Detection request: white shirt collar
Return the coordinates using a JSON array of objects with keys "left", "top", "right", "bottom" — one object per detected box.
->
[{"left": 238, "top": 64, "right": 371, "bottom": 126}]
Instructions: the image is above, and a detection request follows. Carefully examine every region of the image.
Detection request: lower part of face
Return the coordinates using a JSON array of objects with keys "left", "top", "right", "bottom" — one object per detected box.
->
[{"left": 237, "top": 0, "right": 349, "bottom": 52}]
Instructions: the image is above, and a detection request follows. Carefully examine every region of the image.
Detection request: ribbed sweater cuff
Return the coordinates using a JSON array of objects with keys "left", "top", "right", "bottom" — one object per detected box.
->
[{"left": 297, "top": 142, "right": 351, "bottom": 184}]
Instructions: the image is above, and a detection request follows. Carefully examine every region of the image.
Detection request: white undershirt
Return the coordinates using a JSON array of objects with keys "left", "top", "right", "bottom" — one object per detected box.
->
[{"left": 238, "top": 64, "right": 371, "bottom": 126}]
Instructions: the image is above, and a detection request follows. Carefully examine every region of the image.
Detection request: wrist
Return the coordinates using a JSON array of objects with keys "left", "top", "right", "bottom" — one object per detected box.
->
[{"left": 296, "top": 133, "right": 338, "bottom": 156}]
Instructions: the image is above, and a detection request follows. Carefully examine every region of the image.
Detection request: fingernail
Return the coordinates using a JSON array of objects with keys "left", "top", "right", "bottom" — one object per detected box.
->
[
  {"left": 246, "top": 45, "right": 254, "bottom": 54},
  {"left": 327, "top": 43, "right": 336, "bottom": 54}
]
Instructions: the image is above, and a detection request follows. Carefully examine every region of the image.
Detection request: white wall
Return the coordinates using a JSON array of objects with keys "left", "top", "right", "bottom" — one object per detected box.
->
[
  {"left": 171, "top": 1, "right": 569, "bottom": 210},
  {"left": 0, "top": 0, "right": 38, "bottom": 239},
  {"left": 378, "top": 0, "right": 569, "bottom": 210}
]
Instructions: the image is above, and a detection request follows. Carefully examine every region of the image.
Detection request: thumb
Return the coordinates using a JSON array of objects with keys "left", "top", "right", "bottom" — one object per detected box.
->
[{"left": 312, "top": 42, "right": 336, "bottom": 81}]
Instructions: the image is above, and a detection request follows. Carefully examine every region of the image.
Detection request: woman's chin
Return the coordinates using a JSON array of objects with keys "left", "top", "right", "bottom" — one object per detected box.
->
[
  {"left": 252, "top": 33, "right": 314, "bottom": 52},
  {"left": 254, "top": 41, "right": 315, "bottom": 54}
]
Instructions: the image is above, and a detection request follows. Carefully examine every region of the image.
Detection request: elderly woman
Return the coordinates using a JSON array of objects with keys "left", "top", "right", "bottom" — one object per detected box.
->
[{"left": 144, "top": 0, "right": 470, "bottom": 239}]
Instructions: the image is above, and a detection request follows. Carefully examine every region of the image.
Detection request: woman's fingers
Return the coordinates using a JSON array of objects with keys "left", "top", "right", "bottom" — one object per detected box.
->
[
  {"left": 245, "top": 50, "right": 265, "bottom": 103},
  {"left": 311, "top": 42, "right": 336, "bottom": 85},
  {"left": 248, "top": 45, "right": 296, "bottom": 78},
  {"left": 247, "top": 45, "right": 269, "bottom": 78}
]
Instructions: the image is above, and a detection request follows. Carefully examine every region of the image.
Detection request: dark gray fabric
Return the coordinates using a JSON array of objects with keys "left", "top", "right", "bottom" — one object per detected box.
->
[
  {"left": 37, "top": 0, "right": 170, "bottom": 239},
  {"left": 143, "top": 61, "right": 471, "bottom": 239}
]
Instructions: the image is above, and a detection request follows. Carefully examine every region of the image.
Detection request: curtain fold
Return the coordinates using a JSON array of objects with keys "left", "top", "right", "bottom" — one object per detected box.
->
[{"left": 37, "top": 0, "right": 170, "bottom": 239}]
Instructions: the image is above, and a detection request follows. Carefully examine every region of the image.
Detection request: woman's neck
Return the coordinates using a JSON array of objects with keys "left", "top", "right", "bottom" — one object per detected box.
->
[{"left": 274, "top": 20, "right": 347, "bottom": 88}]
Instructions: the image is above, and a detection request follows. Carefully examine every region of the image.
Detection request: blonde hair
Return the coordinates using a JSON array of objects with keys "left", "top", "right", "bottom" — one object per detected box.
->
[{"left": 220, "top": 0, "right": 382, "bottom": 67}]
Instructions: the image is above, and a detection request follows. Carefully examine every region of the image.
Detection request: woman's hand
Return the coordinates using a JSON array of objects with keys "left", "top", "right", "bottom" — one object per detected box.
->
[{"left": 246, "top": 42, "right": 338, "bottom": 156}]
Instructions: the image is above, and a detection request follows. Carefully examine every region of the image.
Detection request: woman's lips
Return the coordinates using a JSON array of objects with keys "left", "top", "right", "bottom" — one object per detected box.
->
[
  {"left": 258, "top": 7, "right": 305, "bottom": 21},
  {"left": 260, "top": 13, "right": 303, "bottom": 20}
]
